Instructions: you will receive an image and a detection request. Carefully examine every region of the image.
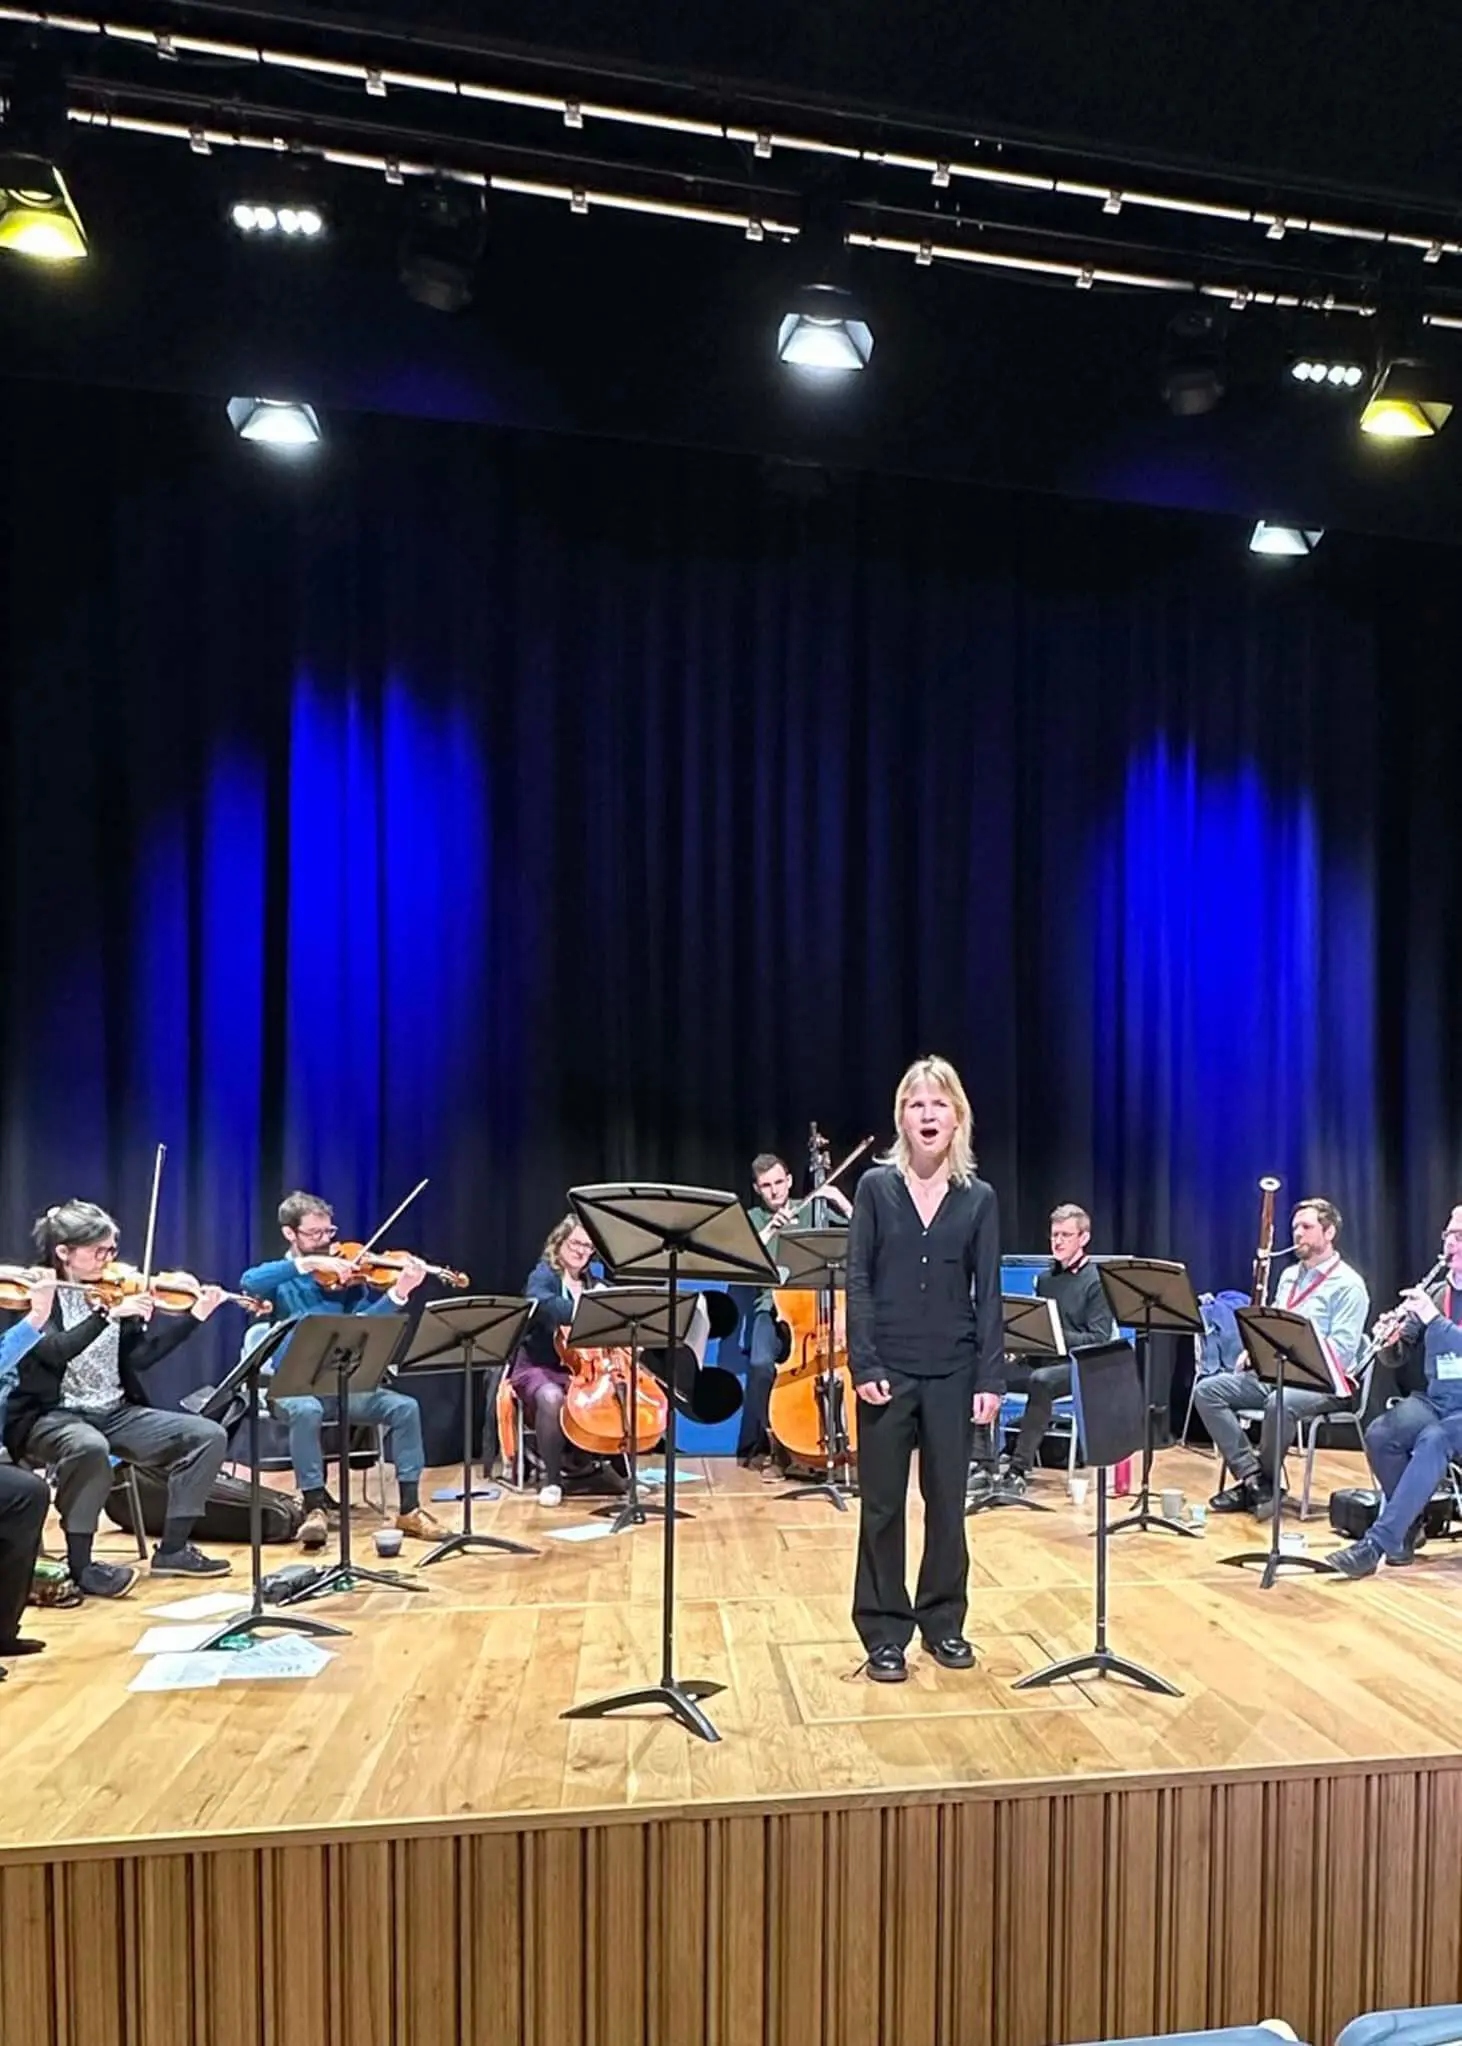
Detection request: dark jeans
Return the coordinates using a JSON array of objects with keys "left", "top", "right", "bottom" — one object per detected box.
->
[
  {"left": 1005, "top": 1360, "right": 1073, "bottom": 1471},
  {"left": 1365, "top": 1394, "right": 1462, "bottom": 1558},
  {"left": 738, "top": 1308, "right": 781, "bottom": 1455},
  {"left": 853, "top": 1366, "right": 974, "bottom": 1653},
  {"left": 23, "top": 1402, "right": 227, "bottom": 1536},
  {"left": 0, "top": 1463, "right": 49, "bottom": 1642}
]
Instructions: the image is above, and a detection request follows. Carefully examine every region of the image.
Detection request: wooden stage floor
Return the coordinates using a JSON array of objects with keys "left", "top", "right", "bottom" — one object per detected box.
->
[{"left": 4, "top": 1442, "right": 1461, "bottom": 1855}]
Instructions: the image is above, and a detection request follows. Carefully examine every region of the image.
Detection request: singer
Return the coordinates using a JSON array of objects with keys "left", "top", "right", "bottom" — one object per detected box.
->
[{"left": 846, "top": 1055, "right": 1003, "bottom": 1682}]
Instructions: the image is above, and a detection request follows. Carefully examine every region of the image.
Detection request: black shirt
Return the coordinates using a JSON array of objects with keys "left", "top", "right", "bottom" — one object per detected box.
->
[
  {"left": 1034, "top": 1257, "right": 1117, "bottom": 1351},
  {"left": 846, "top": 1164, "right": 1003, "bottom": 1389}
]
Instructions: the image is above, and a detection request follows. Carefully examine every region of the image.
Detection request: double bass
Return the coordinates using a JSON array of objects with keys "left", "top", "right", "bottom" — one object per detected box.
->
[{"left": 767, "top": 1124, "right": 871, "bottom": 1471}]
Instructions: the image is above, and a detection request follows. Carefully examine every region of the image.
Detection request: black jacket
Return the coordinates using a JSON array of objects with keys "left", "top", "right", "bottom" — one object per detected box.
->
[{"left": 1, "top": 1303, "right": 201, "bottom": 1458}]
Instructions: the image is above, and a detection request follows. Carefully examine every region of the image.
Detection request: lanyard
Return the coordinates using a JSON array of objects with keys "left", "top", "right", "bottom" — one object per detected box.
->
[{"left": 1286, "top": 1257, "right": 1337, "bottom": 1311}]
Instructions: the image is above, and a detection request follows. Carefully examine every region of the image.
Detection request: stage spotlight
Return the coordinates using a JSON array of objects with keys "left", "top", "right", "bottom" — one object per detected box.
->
[
  {"left": 777, "top": 283, "right": 874, "bottom": 372},
  {"left": 226, "top": 397, "right": 322, "bottom": 449},
  {"left": 0, "top": 152, "right": 87, "bottom": 262},
  {"left": 399, "top": 184, "right": 487, "bottom": 311},
  {"left": 1161, "top": 307, "right": 1225, "bottom": 416},
  {"left": 1249, "top": 520, "right": 1322, "bottom": 556},
  {"left": 231, "top": 200, "right": 326, "bottom": 239},
  {"left": 1289, "top": 356, "right": 1365, "bottom": 389},
  {"left": 1360, "top": 360, "right": 1453, "bottom": 439}
]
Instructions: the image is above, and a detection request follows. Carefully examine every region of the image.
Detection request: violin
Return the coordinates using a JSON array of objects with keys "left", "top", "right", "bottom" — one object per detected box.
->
[
  {"left": 317, "top": 1243, "right": 470, "bottom": 1291},
  {"left": 767, "top": 1122, "right": 863, "bottom": 1472},
  {"left": 555, "top": 1325, "right": 668, "bottom": 1457},
  {"left": 0, "top": 1264, "right": 58, "bottom": 1312},
  {"left": 89, "top": 1262, "right": 271, "bottom": 1316}
]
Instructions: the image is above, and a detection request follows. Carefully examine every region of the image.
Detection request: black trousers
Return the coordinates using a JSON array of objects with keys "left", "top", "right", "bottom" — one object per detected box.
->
[
  {"left": 853, "top": 1366, "right": 975, "bottom": 1652},
  {"left": 1006, "top": 1360, "right": 1073, "bottom": 1470},
  {"left": 0, "top": 1463, "right": 49, "bottom": 1644}
]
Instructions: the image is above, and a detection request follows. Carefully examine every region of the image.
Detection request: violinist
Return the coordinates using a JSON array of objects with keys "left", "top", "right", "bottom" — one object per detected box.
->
[
  {"left": 512, "top": 1215, "right": 629, "bottom": 1507},
  {"left": 239, "top": 1192, "right": 447, "bottom": 1552},
  {"left": 847, "top": 1058, "right": 1002, "bottom": 1683},
  {"left": 0, "top": 1274, "right": 56, "bottom": 1670},
  {"left": 2, "top": 1201, "right": 230, "bottom": 1598},
  {"left": 743, "top": 1152, "right": 852, "bottom": 1467}
]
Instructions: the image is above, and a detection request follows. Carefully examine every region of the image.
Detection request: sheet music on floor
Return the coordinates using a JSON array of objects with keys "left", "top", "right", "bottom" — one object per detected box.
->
[
  {"left": 218, "top": 1637, "right": 337, "bottom": 1681},
  {"left": 547, "top": 1520, "right": 619, "bottom": 1544},
  {"left": 127, "top": 1654, "right": 227, "bottom": 1692}
]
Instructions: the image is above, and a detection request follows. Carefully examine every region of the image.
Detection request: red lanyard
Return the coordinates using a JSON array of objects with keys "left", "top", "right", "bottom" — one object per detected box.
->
[{"left": 1286, "top": 1258, "right": 1337, "bottom": 1310}]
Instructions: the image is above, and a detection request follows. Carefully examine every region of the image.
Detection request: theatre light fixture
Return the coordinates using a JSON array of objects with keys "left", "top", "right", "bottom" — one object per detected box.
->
[
  {"left": 1249, "top": 521, "right": 1323, "bottom": 556},
  {"left": 0, "top": 152, "right": 87, "bottom": 261},
  {"left": 226, "top": 397, "right": 323, "bottom": 448},
  {"left": 1359, "top": 359, "right": 1453, "bottom": 439}
]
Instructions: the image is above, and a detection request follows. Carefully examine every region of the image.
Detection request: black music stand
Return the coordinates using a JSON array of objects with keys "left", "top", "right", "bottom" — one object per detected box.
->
[
  {"left": 772, "top": 1226, "right": 857, "bottom": 1511},
  {"left": 1221, "top": 1305, "right": 1338, "bottom": 1589},
  {"left": 397, "top": 1296, "right": 539, "bottom": 1566},
  {"left": 195, "top": 1318, "right": 349, "bottom": 1652},
  {"left": 1016, "top": 1339, "right": 1181, "bottom": 1696},
  {"left": 969, "top": 1296, "right": 1068, "bottom": 1516},
  {"left": 1097, "top": 1259, "right": 1203, "bottom": 1539},
  {"left": 565, "top": 1287, "right": 701, "bottom": 1534},
  {"left": 560, "top": 1183, "right": 777, "bottom": 1743},
  {"left": 267, "top": 1314, "right": 430, "bottom": 1604}
]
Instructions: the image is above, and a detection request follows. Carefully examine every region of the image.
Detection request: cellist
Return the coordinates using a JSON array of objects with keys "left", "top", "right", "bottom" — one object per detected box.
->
[{"left": 511, "top": 1216, "right": 629, "bottom": 1507}]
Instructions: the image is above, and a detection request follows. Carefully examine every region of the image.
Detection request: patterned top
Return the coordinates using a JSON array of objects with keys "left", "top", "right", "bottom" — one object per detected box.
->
[{"left": 57, "top": 1288, "right": 124, "bottom": 1410}]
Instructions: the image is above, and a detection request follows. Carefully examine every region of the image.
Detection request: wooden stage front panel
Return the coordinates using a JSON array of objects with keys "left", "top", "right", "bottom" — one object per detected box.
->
[{"left": 5, "top": 1451, "right": 1462, "bottom": 2045}]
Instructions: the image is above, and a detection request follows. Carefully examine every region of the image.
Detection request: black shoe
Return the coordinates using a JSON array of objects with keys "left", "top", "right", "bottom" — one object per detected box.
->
[
  {"left": 866, "top": 1643, "right": 908, "bottom": 1683},
  {"left": 151, "top": 1544, "right": 232, "bottom": 1578},
  {"left": 77, "top": 1561, "right": 138, "bottom": 1599},
  {"left": 0, "top": 1636, "right": 45, "bottom": 1656},
  {"left": 998, "top": 1468, "right": 1029, "bottom": 1499},
  {"left": 966, "top": 1467, "right": 995, "bottom": 1506},
  {"left": 923, "top": 1635, "right": 976, "bottom": 1670},
  {"left": 1386, "top": 1543, "right": 1420, "bottom": 1568},
  {"left": 1209, "top": 1480, "right": 1258, "bottom": 1514},
  {"left": 1326, "top": 1539, "right": 1382, "bottom": 1579},
  {"left": 1251, "top": 1483, "right": 1283, "bottom": 1522}
]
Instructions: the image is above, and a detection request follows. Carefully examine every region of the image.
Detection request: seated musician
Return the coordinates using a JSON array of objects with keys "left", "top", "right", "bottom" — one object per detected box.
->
[
  {"left": 1, "top": 1274, "right": 57, "bottom": 1669},
  {"left": 1001, "top": 1204, "right": 1117, "bottom": 1495},
  {"left": 511, "top": 1215, "right": 630, "bottom": 1507},
  {"left": 1196, "top": 1196, "right": 1369, "bottom": 1520},
  {"left": 1328, "top": 1208, "right": 1462, "bottom": 1577},
  {"left": 240, "top": 1191, "right": 446, "bottom": 1552},
  {"left": 742, "top": 1151, "right": 852, "bottom": 1468},
  {"left": 3, "top": 1201, "right": 229, "bottom": 1597}
]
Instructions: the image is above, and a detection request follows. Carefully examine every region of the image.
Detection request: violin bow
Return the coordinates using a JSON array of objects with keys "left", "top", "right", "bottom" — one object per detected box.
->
[
  {"left": 139, "top": 1142, "right": 166, "bottom": 1289},
  {"left": 354, "top": 1178, "right": 430, "bottom": 1261}
]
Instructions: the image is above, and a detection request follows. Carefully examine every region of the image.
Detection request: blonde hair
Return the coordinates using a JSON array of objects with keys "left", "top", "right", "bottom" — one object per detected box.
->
[
  {"left": 541, "top": 1213, "right": 582, "bottom": 1273},
  {"left": 884, "top": 1055, "right": 976, "bottom": 1185}
]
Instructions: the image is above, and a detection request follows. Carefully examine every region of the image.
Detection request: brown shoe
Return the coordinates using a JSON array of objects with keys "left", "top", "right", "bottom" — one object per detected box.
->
[
  {"left": 299, "top": 1507, "right": 330, "bottom": 1551},
  {"left": 395, "top": 1506, "right": 448, "bottom": 1542}
]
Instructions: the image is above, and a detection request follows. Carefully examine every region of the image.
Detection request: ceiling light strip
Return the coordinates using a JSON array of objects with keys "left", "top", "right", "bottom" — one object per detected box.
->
[
  {"left": 64, "top": 105, "right": 798, "bottom": 232},
  {"left": 12, "top": 2, "right": 1461, "bottom": 263}
]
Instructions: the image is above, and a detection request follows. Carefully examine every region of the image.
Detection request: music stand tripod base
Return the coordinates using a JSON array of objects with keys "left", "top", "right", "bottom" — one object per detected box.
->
[
  {"left": 1219, "top": 1303, "right": 1341, "bottom": 1591},
  {"left": 561, "top": 1675, "right": 726, "bottom": 1743},
  {"left": 1219, "top": 1548, "right": 1332, "bottom": 1590},
  {"left": 1014, "top": 1648, "right": 1181, "bottom": 1697}
]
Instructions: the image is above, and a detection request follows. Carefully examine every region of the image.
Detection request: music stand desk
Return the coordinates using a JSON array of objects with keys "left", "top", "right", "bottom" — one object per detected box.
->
[{"left": 399, "top": 1296, "right": 537, "bottom": 1565}]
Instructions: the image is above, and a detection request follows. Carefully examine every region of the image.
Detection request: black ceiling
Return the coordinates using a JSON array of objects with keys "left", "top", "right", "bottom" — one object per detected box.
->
[{"left": 5, "top": 0, "right": 1462, "bottom": 543}]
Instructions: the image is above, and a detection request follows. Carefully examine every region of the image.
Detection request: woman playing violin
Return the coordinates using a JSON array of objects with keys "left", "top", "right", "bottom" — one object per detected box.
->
[
  {"left": 2, "top": 1200, "right": 230, "bottom": 1599},
  {"left": 512, "top": 1216, "right": 629, "bottom": 1507},
  {"left": 239, "top": 1191, "right": 447, "bottom": 1553}
]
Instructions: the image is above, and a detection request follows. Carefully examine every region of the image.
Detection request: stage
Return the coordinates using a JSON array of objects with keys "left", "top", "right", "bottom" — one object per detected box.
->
[{"left": 6, "top": 1446, "right": 1462, "bottom": 2046}]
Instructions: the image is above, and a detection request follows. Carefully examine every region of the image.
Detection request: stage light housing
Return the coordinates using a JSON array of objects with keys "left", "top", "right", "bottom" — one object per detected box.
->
[
  {"left": 399, "top": 184, "right": 487, "bottom": 311},
  {"left": 777, "top": 283, "right": 874, "bottom": 372},
  {"left": 1360, "top": 360, "right": 1453, "bottom": 439},
  {"left": 1160, "top": 306, "right": 1226, "bottom": 416},
  {"left": 226, "top": 397, "right": 322, "bottom": 449},
  {"left": 1249, "top": 520, "right": 1323, "bottom": 557},
  {"left": 231, "top": 200, "right": 326, "bottom": 239},
  {"left": 0, "top": 153, "right": 87, "bottom": 262}
]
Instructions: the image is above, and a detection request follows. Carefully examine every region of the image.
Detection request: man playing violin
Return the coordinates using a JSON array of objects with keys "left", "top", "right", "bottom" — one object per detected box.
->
[
  {"left": 2, "top": 1201, "right": 230, "bottom": 1598},
  {"left": 240, "top": 1192, "right": 447, "bottom": 1552},
  {"left": 0, "top": 1273, "right": 58, "bottom": 1668},
  {"left": 743, "top": 1152, "right": 853, "bottom": 1467}
]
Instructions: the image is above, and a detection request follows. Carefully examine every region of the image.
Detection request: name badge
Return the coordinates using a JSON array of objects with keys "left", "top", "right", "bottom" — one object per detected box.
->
[{"left": 1435, "top": 1352, "right": 1462, "bottom": 1381}]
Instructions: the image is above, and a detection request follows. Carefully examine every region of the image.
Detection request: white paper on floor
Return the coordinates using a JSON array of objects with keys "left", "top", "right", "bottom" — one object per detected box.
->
[
  {"left": 547, "top": 1521, "right": 619, "bottom": 1543},
  {"left": 148, "top": 1592, "right": 252, "bottom": 1621},
  {"left": 128, "top": 1655, "right": 226, "bottom": 1692},
  {"left": 635, "top": 1468, "right": 704, "bottom": 1486},
  {"left": 218, "top": 1637, "right": 336, "bottom": 1681},
  {"left": 133, "top": 1623, "right": 220, "bottom": 1655}
]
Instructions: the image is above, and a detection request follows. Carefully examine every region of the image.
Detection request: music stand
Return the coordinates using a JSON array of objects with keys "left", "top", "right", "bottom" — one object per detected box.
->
[
  {"left": 968, "top": 1296, "right": 1066, "bottom": 1517},
  {"left": 266, "top": 1314, "right": 430, "bottom": 1604},
  {"left": 560, "top": 1183, "right": 776, "bottom": 1743},
  {"left": 397, "top": 1296, "right": 539, "bottom": 1566},
  {"left": 1015, "top": 1339, "right": 1181, "bottom": 1696},
  {"left": 195, "top": 1317, "right": 349, "bottom": 1652},
  {"left": 564, "top": 1287, "right": 701, "bottom": 1534},
  {"left": 1221, "top": 1305, "right": 1338, "bottom": 1589},
  {"left": 1097, "top": 1259, "right": 1203, "bottom": 1539},
  {"left": 772, "top": 1227, "right": 857, "bottom": 1511}
]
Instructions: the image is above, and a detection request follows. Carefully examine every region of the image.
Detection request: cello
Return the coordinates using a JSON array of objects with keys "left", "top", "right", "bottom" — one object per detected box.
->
[
  {"left": 555, "top": 1325, "right": 668, "bottom": 1458},
  {"left": 767, "top": 1125, "right": 871, "bottom": 1473}
]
